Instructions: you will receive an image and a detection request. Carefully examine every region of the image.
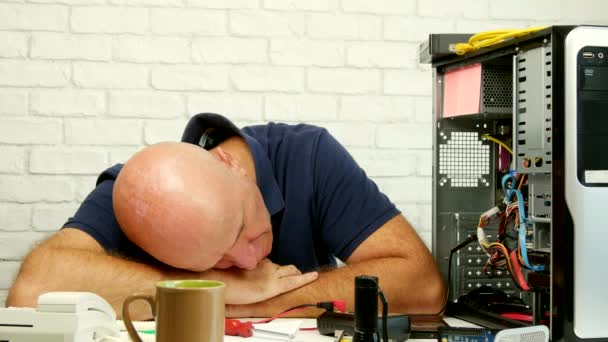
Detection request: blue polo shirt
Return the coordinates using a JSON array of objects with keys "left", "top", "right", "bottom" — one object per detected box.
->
[{"left": 63, "top": 122, "right": 400, "bottom": 272}]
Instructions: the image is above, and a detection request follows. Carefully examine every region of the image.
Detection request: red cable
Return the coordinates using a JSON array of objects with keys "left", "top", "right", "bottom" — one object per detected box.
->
[
  {"left": 510, "top": 249, "right": 530, "bottom": 291},
  {"left": 252, "top": 306, "right": 312, "bottom": 324},
  {"left": 501, "top": 312, "right": 532, "bottom": 322}
]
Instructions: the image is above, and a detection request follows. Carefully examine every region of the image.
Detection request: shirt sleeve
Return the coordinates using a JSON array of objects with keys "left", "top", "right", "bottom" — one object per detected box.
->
[
  {"left": 313, "top": 130, "right": 401, "bottom": 261},
  {"left": 62, "top": 165, "right": 126, "bottom": 253}
]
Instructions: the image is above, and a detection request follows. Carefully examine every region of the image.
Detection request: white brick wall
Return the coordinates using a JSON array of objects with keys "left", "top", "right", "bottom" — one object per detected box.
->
[
  {"left": 0, "top": 4, "right": 68, "bottom": 31},
  {"left": 150, "top": 8, "right": 225, "bottom": 35},
  {"left": 340, "top": 96, "right": 414, "bottom": 122},
  {"left": 0, "top": 204, "right": 31, "bottom": 232},
  {"left": 343, "top": 0, "right": 415, "bottom": 15},
  {"left": 73, "top": 62, "right": 148, "bottom": 89},
  {"left": 0, "top": 60, "right": 71, "bottom": 87},
  {"left": 194, "top": 37, "right": 267, "bottom": 64},
  {"left": 264, "top": 0, "right": 336, "bottom": 11},
  {"left": 108, "top": 91, "right": 184, "bottom": 118},
  {"left": 32, "top": 204, "right": 80, "bottom": 232},
  {"left": 0, "top": 147, "right": 26, "bottom": 174},
  {"left": 71, "top": 7, "right": 148, "bottom": 34},
  {"left": 151, "top": 65, "right": 228, "bottom": 90},
  {"left": 265, "top": 94, "right": 337, "bottom": 121},
  {"left": 0, "top": 118, "right": 63, "bottom": 144},
  {"left": 230, "top": 10, "right": 306, "bottom": 37},
  {"left": 0, "top": 32, "right": 28, "bottom": 58},
  {"left": 270, "top": 39, "right": 344, "bottom": 67},
  {"left": 31, "top": 33, "right": 111, "bottom": 61},
  {"left": 189, "top": 93, "right": 264, "bottom": 120},
  {"left": 0, "top": 90, "right": 27, "bottom": 116},
  {"left": 308, "top": 13, "right": 382, "bottom": 40},
  {"left": 65, "top": 119, "right": 143, "bottom": 145},
  {"left": 231, "top": 66, "right": 303, "bottom": 92},
  {"left": 113, "top": 36, "right": 190, "bottom": 64},
  {"left": 31, "top": 90, "right": 105, "bottom": 117},
  {"left": 29, "top": 148, "right": 108, "bottom": 174},
  {"left": 308, "top": 68, "right": 380, "bottom": 94},
  {"left": 2, "top": 0, "right": 608, "bottom": 305}
]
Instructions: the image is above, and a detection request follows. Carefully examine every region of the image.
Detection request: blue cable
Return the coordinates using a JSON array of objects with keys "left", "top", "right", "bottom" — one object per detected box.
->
[
  {"left": 513, "top": 189, "right": 544, "bottom": 272},
  {"left": 501, "top": 174, "right": 510, "bottom": 200},
  {"left": 502, "top": 173, "right": 545, "bottom": 272}
]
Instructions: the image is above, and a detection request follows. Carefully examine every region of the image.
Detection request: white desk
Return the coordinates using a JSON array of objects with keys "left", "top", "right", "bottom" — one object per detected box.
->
[
  {"left": 117, "top": 317, "right": 478, "bottom": 342},
  {"left": 117, "top": 319, "right": 333, "bottom": 342}
]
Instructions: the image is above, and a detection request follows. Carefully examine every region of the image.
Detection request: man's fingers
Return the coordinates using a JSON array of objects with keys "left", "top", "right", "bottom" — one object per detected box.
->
[
  {"left": 275, "top": 264, "right": 302, "bottom": 278},
  {"left": 278, "top": 271, "right": 319, "bottom": 293}
]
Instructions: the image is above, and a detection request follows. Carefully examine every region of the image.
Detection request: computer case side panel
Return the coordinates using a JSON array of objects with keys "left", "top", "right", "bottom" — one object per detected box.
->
[
  {"left": 563, "top": 25, "right": 608, "bottom": 341},
  {"left": 547, "top": 25, "right": 573, "bottom": 342}
]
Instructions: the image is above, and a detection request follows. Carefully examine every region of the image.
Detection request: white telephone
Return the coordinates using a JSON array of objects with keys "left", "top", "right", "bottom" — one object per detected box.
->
[{"left": 0, "top": 292, "right": 120, "bottom": 342}]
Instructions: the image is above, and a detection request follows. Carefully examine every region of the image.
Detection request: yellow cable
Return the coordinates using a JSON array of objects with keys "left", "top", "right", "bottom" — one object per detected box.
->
[
  {"left": 482, "top": 242, "right": 514, "bottom": 276},
  {"left": 518, "top": 174, "right": 526, "bottom": 189},
  {"left": 451, "top": 26, "right": 548, "bottom": 55},
  {"left": 482, "top": 134, "right": 513, "bottom": 155}
]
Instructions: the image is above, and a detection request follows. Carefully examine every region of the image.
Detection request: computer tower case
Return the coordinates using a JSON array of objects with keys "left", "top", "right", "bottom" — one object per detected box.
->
[{"left": 424, "top": 26, "right": 608, "bottom": 341}]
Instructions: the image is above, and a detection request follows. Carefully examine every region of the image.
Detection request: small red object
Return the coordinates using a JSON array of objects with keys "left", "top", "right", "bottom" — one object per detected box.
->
[
  {"left": 332, "top": 300, "right": 346, "bottom": 312},
  {"left": 225, "top": 318, "right": 253, "bottom": 338}
]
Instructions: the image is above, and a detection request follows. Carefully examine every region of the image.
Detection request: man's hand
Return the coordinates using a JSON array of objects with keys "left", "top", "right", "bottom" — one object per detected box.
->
[{"left": 215, "top": 259, "right": 318, "bottom": 305}]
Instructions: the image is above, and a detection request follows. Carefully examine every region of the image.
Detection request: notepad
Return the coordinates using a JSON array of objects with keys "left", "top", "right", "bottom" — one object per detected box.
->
[
  {"left": 253, "top": 320, "right": 302, "bottom": 339},
  {"left": 120, "top": 319, "right": 303, "bottom": 342},
  {"left": 224, "top": 320, "right": 302, "bottom": 341}
]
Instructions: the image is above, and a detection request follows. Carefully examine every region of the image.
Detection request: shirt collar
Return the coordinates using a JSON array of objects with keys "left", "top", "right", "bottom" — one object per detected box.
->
[{"left": 243, "top": 134, "right": 285, "bottom": 216}]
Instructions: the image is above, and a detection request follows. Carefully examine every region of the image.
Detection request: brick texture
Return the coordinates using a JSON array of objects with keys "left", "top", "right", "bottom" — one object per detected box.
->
[
  {"left": 31, "top": 33, "right": 111, "bottom": 61},
  {"left": 188, "top": 93, "right": 264, "bottom": 120},
  {"left": 29, "top": 148, "right": 108, "bottom": 175},
  {"left": 0, "top": 90, "right": 27, "bottom": 116},
  {"left": 112, "top": 36, "right": 190, "bottom": 64},
  {"left": 0, "top": 32, "right": 28, "bottom": 58},
  {"left": 71, "top": 7, "right": 148, "bottom": 34},
  {"left": 0, "top": 61, "right": 70, "bottom": 87},
  {"left": 31, "top": 90, "right": 105, "bottom": 117},
  {"left": 0, "top": 146, "right": 26, "bottom": 174}
]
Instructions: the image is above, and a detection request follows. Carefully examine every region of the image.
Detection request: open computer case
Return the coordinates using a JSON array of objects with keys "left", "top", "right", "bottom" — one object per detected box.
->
[{"left": 422, "top": 26, "right": 608, "bottom": 341}]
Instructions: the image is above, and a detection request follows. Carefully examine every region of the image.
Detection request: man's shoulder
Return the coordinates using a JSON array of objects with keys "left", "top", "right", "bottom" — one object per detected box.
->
[
  {"left": 243, "top": 122, "right": 332, "bottom": 156},
  {"left": 96, "top": 164, "right": 124, "bottom": 185},
  {"left": 243, "top": 122, "right": 329, "bottom": 140}
]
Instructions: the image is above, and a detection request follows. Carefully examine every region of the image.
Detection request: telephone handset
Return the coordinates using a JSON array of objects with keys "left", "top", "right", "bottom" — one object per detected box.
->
[
  {"left": 37, "top": 291, "right": 116, "bottom": 319},
  {"left": 0, "top": 291, "right": 120, "bottom": 342}
]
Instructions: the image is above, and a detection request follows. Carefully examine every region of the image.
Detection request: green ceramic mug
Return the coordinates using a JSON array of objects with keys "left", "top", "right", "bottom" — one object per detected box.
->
[{"left": 123, "top": 280, "right": 225, "bottom": 342}]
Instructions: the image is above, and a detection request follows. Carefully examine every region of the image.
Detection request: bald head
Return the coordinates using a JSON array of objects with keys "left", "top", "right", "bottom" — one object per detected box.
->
[{"left": 113, "top": 142, "right": 242, "bottom": 271}]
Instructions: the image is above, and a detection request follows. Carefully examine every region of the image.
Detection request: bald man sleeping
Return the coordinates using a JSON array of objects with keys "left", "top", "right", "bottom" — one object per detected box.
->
[
  {"left": 8, "top": 113, "right": 445, "bottom": 319},
  {"left": 114, "top": 142, "right": 272, "bottom": 272}
]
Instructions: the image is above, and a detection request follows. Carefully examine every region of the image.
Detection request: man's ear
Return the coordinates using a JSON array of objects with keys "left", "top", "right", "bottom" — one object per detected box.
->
[
  {"left": 209, "top": 147, "right": 249, "bottom": 177},
  {"left": 209, "top": 146, "right": 230, "bottom": 164}
]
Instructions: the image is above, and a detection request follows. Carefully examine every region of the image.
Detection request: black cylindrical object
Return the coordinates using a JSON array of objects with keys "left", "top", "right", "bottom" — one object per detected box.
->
[{"left": 353, "top": 275, "right": 378, "bottom": 341}]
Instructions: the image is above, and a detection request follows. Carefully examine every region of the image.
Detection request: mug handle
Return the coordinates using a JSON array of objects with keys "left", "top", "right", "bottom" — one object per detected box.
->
[{"left": 123, "top": 294, "right": 156, "bottom": 342}]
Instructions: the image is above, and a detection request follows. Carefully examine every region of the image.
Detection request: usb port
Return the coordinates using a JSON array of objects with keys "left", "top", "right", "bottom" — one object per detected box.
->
[{"left": 583, "top": 51, "right": 595, "bottom": 58}]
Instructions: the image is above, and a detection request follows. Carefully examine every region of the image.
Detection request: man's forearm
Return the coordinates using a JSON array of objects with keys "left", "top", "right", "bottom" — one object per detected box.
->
[
  {"left": 227, "top": 257, "right": 445, "bottom": 318},
  {"left": 7, "top": 246, "right": 319, "bottom": 320},
  {"left": 7, "top": 246, "right": 197, "bottom": 319}
]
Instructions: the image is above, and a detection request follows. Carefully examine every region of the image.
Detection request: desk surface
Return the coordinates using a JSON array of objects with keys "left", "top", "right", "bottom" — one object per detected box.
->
[{"left": 117, "top": 317, "right": 478, "bottom": 342}]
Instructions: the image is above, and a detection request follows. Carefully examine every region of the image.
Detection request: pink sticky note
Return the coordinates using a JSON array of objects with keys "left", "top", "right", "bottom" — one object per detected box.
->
[{"left": 443, "top": 63, "right": 482, "bottom": 117}]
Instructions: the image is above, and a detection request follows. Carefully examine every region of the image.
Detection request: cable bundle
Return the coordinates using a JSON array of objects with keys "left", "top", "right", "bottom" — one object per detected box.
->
[{"left": 450, "top": 27, "right": 548, "bottom": 55}]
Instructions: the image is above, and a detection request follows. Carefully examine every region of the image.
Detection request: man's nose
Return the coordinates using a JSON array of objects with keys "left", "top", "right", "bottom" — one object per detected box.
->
[
  {"left": 226, "top": 244, "right": 258, "bottom": 270},
  {"left": 233, "top": 256, "right": 258, "bottom": 270}
]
